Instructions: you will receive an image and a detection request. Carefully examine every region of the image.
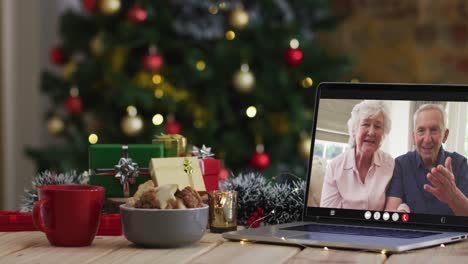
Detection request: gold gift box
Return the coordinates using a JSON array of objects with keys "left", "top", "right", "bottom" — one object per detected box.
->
[
  {"left": 149, "top": 157, "right": 206, "bottom": 192},
  {"left": 152, "top": 133, "right": 187, "bottom": 157}
]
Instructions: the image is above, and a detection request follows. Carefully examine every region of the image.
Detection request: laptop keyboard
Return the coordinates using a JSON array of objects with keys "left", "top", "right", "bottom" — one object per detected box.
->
[{"left": 282, "top": 224, "right": 440, "bottom": 239}]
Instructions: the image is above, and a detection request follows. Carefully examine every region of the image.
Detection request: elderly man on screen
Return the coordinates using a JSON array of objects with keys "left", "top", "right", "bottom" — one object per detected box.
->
[
  {"left": 385, "top": 104, "right": 468, "bottom": 216},
  {"left": 320, "top": 100, "right": 395, "bottom": 210}
]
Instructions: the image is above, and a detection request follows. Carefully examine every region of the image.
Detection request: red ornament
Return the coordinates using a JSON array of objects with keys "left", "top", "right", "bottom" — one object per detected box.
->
[
  {"left": 50, "top": 47, "right": 65, "bottom": 65},
  {"left": 82, "top": 0, "right": 97, "bottom": 12},
  {"left": 65, "top": 96, "right": 83, "bottom": 115},
  {"left": 250, "top": 151, "right": 270, "bottom": 170},
  {"left": 285, "top": 47, "right": 303, "bottom": 66},
  {"left": 164, "top": 120, "right": 181, "bottom": 134},
  {"left": 218, "top": 168, "right": 230, "bottom": 180},
  {"left": 143, "top": 54, "right": 163, "bottom": 71},
  {"left": 246, "top": 208, "right": 265, "bottom": 228},
  {"left": 128, "top": 6, "right": 147, "bottom": 23}
]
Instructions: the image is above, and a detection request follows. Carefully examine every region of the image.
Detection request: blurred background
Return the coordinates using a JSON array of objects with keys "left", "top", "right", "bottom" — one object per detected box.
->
[{"left": 2, "top": 0, "right": 468, "bottom": 210}]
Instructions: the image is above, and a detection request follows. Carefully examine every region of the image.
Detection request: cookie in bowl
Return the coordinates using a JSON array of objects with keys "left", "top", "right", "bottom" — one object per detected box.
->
[{"left": 120, "top": 181, "right": 208, "bottom": 247}]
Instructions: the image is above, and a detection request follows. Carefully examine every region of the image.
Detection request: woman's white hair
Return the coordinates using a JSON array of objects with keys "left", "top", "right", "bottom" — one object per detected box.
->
[{"left": 347, "top": 100, "right": 392, "bottom": 147}]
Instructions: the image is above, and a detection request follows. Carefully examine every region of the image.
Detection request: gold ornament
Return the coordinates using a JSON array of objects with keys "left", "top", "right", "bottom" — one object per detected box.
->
[
  {"left": 229, "top": 7, "right": 249, "bottom": 30},
  {"left": 270, "top": 113, "right": 289, "bottom": 135},
  {"left": 90, "top": 33, "right": 104, "bottom": 56},
  {"left": 63, "top": 61, "right": 78, "bottom": 80},
  {"left": 298, "top": 136, "right": 312, "bottom": 159},
  {"left": 110, "top": 47, "right": 128, "bottom": 72},
  {"left": 100, "top": 0, "right": 121, "bottom": 16},
  {"left": 134, "top": 71, "right": 153, "bottom": 89},
  {"left": 121, "top": 115, "right": 143, "bottom": 136},
  {"left": 232, "top": 64, "right": 255, "bottom": 93},
  {"left": 47, "top": 115, "right": 65, "bottom": 136}
]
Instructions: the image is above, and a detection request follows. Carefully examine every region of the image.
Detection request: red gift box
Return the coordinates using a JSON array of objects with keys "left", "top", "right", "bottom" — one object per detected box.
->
[
  {"left": 0, "top": 210, "right": 122, "bottom": 236},
  {"left": 97, "top": 213, "right": 122, "bottom": 236},
  {"left": 199, "top": 159, "right": 220, "bottom": 191},
  {"left": 0, "top": 211, "right": 36, "bottom": 231}
]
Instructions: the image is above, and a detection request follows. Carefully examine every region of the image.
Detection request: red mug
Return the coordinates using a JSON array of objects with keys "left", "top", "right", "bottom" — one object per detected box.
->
[{"left": 32, "top": 184, "right": 105, "bottom": 247}]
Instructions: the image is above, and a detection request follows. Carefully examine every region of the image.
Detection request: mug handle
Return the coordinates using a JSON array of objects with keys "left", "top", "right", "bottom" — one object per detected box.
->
[{"left": 32, "top": 199, "right": 53, "bottom": 234}]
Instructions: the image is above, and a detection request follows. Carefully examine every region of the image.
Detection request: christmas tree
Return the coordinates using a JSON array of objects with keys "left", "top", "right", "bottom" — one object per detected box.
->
[{"left": 27, "top": 0, "right": 349, "bottom": 179}]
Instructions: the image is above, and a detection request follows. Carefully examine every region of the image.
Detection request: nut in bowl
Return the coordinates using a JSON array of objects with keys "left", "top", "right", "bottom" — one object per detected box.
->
[{"left": 120, "top": 181, "right": 209, "bottom": 248}]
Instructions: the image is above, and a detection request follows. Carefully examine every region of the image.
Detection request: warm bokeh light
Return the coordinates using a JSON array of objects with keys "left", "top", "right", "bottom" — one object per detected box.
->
[
  {"left": 301, "top": 77, "right": 313, "bottom": 88},
  {"left": 225, "top": 30, "right": 236, "bottom": 40},
  {"left": 196, "top": 60, "right": 206, "bottom": 71},
  {"left": 152, "top": 74, "right": 163, "bottom": 84},
  {"left": 240, "top": 63, "right": 250, "bottom": 72},
  {"left": 70, "top": 86, "right": 79, "bottom": 96},
  {"left": 88, "top": 133, "right": 98, "bottom": 144},
  {"left": 208, "top": 5, "right": 218, "bottom": 14},
  {"left": 126, "top": 105, "right": 137, "bottom": 117},
  {"left": 152, "top": 114, "right": 164, "bottom": 125},
  {"left": 154, "top": 88, "right": 164, "bottom": 98},
  {"left": 246, "top": 106, "right": 257, "bottom": 118},
  {"left": 290, "top": 38, "right": 299, "bottom": 49}
]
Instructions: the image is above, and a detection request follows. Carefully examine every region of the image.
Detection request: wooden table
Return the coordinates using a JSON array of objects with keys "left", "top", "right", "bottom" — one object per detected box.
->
[{"left": 0, "top": 231, "right": 466, "bottom": 263}]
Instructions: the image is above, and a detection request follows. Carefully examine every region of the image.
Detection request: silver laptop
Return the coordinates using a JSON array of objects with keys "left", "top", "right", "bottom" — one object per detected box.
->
[{"left": 223, "top": 82, "right": 468, "bottom": 253}]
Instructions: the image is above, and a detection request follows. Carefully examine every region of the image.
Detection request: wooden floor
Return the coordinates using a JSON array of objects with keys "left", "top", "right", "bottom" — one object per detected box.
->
[{"left": 0, "top": 231, "right": 467, "bottom": 263}]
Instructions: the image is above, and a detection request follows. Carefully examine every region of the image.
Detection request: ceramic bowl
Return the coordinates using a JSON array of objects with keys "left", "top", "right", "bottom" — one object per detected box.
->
[{"left": 120, "top": 204, "right": 209, "bottom": 248}]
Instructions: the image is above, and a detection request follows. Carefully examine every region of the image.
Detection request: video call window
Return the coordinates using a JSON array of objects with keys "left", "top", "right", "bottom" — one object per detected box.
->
[{"left": 308, "top": 99, "right": 468, "bottom": 217}]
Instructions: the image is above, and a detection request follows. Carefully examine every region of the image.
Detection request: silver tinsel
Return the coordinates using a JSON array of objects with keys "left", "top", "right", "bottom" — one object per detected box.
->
[
  {"left": 19, "top": 170, "right": 89, "bottom": 212},
  {"left": 219, "top": 172, "right": 305, "bottom": 226}
]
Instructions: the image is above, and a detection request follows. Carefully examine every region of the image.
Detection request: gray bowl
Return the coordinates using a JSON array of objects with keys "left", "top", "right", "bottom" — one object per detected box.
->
[{"left": 120, "top": 204, "right": 208, "bottom": 248}]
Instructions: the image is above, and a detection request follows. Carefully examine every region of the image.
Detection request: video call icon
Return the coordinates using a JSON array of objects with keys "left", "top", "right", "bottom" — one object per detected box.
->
[
  {"left": 364, "top": 211, "right": 372, "bottom": 220},
  {"left": 392, "top": 212, "right": 399, "bottom": 221},
  {"left": 382, "top": 212, "right": 390, "bottom": 221},
  {"left": 402, "top": 213, "right": 409, "bottom": 222},
  {"left": 373, "top": 212, "right": 381, "bottom": 220}
]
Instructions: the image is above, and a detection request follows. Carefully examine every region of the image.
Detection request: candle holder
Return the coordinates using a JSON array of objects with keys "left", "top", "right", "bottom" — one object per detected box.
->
[{"left": 208, "top": 190, "right": 238, "bottom": 233}]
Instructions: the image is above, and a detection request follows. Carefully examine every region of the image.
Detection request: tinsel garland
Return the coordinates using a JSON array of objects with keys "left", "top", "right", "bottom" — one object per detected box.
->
[
  {"left": 19, "top": 170, "right": 88, "bottom": 212},
  {"left": 219, "top": 172, "right": 305, "bottom": 226}
]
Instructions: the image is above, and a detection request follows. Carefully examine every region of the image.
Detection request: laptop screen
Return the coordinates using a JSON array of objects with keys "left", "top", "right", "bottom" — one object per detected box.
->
[{"left": 305, "top": 82, "right": 468, "bottom": 228}]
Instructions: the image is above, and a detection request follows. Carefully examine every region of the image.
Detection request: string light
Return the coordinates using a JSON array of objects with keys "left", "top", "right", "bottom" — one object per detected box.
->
[
  {"left": 225, "top": 30, "right": 235, "bottom": 40},
  {"left": 246, "top": 106, "right": 257, "bottom": 118},
  {"left": 88, "top": 133, "right": 98, "bottom": 144},
  {"left": 152, "top": 114, "right": 164, "bottom": 125},
  {"left": 440, "top": 244, "right": 445, "bottom": 247},
  {"left": 301, "top": 77, "right": 313, "bottom": 88},
  {"left": 323, "top": 247, "right": 329, "bottom": 251},
  {"left": 380, "top": 250, "right": 387, "bottom": 255},
  {"left": 126, "top": 105, "right": 137, "bottom": 117},
  {"left": 70, "top": 86, "right": 79, "bottom": 96},
  {"left": 208, "top": 5, "right": 218, "bottom": 14},
  {"left": 154, "top": 88, "right": 164, "bottom": 98},
  {"left": 218, "top": 2, "right": 227, "bottom": 10},
  {"left": 196, "top": 60, "right": 206, "bottom": 71},
  {"left": 290, "top": 38, "right": 299, "bottom": 49},
  {"left": 152, "top": 74, "right": 163, "bottom": 84}
]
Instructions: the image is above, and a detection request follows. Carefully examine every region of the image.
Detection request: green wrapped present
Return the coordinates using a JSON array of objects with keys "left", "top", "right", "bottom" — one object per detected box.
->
[
  {"left": 152, "top": 133, "right": 187, "bottom": 157},
  {"left": 88, "top": 144, "right": 163, "bottom": 198}
]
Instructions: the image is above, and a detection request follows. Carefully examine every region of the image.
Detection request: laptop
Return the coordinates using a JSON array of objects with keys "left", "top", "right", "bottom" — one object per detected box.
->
[{"left": 222, "top": 82, "right": 468, "bottom": 253}]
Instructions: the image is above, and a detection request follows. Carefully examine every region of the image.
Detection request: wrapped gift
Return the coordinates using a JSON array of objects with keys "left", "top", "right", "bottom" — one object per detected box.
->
[
  {"left": 97, "top": 214, "right": 122, "bottom": 236},
  {"left": 89, "top": 144, "right": 163, "bottom": 197},
  {"left": 191, "top": 145, "right": 220, "bottom": 191},
  {"left": 149, "top": 157, "right": 206, "bottom": 192},
  {"left": 152, "top": 133, "right": 186, "bottom": 157},
  {"left": 0, "top": 210, "right": 121, "bottom": 235},
  {"left": 0, "top": 211, "right": 36, "bottom": 231},
  {"left": 199, "top": 158, "right": 220, "bottom": 191}
]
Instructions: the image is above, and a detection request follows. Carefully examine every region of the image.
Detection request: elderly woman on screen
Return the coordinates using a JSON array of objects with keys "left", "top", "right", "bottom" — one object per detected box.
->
[{"left": 320, "top": 100, "right": 395, "bottom": 210}]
